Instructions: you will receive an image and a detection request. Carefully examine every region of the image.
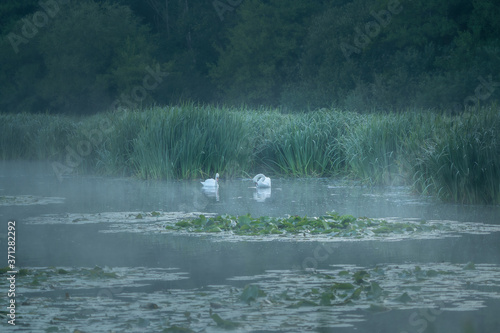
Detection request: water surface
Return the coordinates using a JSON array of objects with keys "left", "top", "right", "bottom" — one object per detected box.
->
[{"left": 1, "top": 161, "right": 499, "bottom": 332}]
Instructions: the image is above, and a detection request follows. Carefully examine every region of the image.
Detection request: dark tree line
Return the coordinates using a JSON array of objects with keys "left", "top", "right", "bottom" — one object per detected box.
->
[{"left": 1, "top": 0, "right": 499, "bottom": 114}]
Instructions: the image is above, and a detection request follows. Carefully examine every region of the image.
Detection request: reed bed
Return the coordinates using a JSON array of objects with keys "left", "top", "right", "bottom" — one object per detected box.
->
[
  {"left": 1, "top": 104, "right": 499, "bottom": 204},
  {"left": 339, "top": 111, "right": 445, "bottom": 185},
  {"left": 0, "top": 113, "right": 76, "bottom": 160},
  {"left": 253, "top": 111, "right": 351, "bottom": 176},
  {"left": 412, "top": 108, "right": 500, "bottom": 204},
  {"left": 129, "top": 105, "right": 252, "bottom": 179}
]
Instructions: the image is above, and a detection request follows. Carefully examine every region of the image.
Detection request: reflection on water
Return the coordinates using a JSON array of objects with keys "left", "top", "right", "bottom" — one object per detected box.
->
[
  {"left": 2, "top": 161, "right": 499, "bottom": 224},
  {"left": 201, "top": 186, "right": 219, "bottom": 202},
  {"left": 253, "top": 187, "right": 271, "bottom": 202},
  {"left": 1, "top": 161, "right": 500, "bottom": 332}
]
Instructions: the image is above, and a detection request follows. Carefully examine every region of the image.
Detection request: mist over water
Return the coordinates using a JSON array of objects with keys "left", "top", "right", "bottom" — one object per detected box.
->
[
  {"left": 3, "top": 161, "right": 498, "bottom": 221},
  {"left": 1, "top": 161, "right": 500, "bottom": 332}
]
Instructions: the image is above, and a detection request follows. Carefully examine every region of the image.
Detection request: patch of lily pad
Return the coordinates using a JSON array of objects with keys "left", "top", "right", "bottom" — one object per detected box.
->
[
  {"left": 2, "top": 262, "right": 499, "bottom": 332},
  {"left": 0, "top": 195, "right": 65, "bottom": 206},
  {"left": 24, "top": 211, "right": 217, "bottom": 234},
  {"left": 0, "top": 266, "right": 189, "bottom": 293},
  {"left": 24, "top": 210, "right": 500, "bottom": 242},
  {"left": 167, "top": 212, "right": 500, "bottom": 242}
]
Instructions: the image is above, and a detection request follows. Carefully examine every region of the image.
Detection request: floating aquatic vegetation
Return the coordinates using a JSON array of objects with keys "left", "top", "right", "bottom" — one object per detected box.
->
[
  {"left": 162, "top": 326, "right": 196, "bottom": 333},
  {"left": 24, "top": 210, "right": 500, "bottom": 242},
  {"left": 239, "top": 284, "right": 266, "bottom": 304},
  {"left": 24, "top": 211, "right": 217, "bottom": 234},
  {"left": 210, "top": 313, "right": 241, "bottom": 329},
  {"left": 3, "top": 262, "right": 499, "bottom": 332},
  {"left": 25, "top": 211, "right": 212, "bottom": 225},
  {"left": 0, "top": 266, "right": 189, "bottom": 294},
  {"left": 0, "top": 195, "right": 65, "bottom": 206},
  {"left": 168, "top": 212, "right": 500, "bottom": 242}
]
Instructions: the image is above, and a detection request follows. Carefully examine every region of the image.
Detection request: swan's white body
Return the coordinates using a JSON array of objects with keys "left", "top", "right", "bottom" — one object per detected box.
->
[
  {"left": 201, "top": 173, "right": 219, "bottom": 187},
  {"left": 253, "top": 174, "right": 271, "bottom": 188}
]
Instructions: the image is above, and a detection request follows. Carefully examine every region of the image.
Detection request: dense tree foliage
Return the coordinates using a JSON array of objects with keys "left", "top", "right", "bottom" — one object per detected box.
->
[
  {"left": 0, "top": 0, "right": 499, "bottom": 114},
  {"left": 1, "top": 1, "right": 158, "bottom": 114},
  {"left": 210, "top": 0, "right": 324, "bottom": 105}
]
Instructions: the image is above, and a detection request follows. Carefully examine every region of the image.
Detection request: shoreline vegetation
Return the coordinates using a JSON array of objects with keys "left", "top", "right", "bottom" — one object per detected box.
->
[{"left": 1, "top": 103, "right": 499, "bottom": 205}]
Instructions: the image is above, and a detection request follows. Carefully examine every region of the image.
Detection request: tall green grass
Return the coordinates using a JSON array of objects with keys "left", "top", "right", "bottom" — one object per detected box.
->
[
  {"left": 413, "top": 108, "right": 500, "bottom": 204},
  {"left": 1, "top": 105, "right": 499, "bottom": 204},
  {"left": 129, "top": 104, "right": 252, "bottom": 179},
  {"left": 93, "top": 110, "right": 146, "bottom": 176},
  {"left": 254, "top": 110, "right": 351, "bottom": 176},
  {"left": 340, "top": 111, "right": 446, "bottom": 185},
  {"left": 0, "top": 113, "right": 76, "bottom": 160}
]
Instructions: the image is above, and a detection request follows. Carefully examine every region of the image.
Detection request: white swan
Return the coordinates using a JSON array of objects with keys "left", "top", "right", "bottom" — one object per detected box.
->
[
  {"left": 201, "top": 173, "right": 219, "bottom": 187},
  {"left": 253, "top": 173, "right": 271, "bottom": 188}
]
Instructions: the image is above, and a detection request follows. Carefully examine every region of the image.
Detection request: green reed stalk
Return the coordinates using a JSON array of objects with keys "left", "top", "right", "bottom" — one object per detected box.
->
[
  {"left": 339, "top": 111, "right": 441, "bottom": 185},
  {"left": 255, "top": 110, "right": 349, "bottom": 177},
  {"left": 413, "top": 107, "right": 500, "bottom": 204},
  {"left": 129, "top": 103, "right": 252, "bottom": 179},
  {"left": 0, "top": 113, "right": 77, "bottom": 160}
]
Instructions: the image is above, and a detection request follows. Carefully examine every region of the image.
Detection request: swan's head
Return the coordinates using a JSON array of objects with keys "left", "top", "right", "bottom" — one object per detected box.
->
[
  {"left": 253, "top": 173, "right": 266, "bottom": 183},
  {"left": 215, "top": 173, "right": 219, "bottom": 181}
]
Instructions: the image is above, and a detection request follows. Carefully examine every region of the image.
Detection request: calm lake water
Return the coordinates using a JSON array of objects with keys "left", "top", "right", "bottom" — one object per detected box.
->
[{"left": 1, "top": 161, "right": 499, "bottom": 332}]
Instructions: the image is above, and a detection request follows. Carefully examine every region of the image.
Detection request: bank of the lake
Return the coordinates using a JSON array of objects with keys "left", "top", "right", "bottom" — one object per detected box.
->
[{"left": 1, "top": 104, "right": 499, "bottom": 204}]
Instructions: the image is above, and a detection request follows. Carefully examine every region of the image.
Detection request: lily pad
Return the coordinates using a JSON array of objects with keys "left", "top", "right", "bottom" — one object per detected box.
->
[
  {"left": 320, "top": 291, "right": 336, "bottom": 306},
  {"left": 366, "top": 281, "right": 384, "bottom": 299},
  {"left": 464, "top": 262, "right": 476, "bottom": 270},
  {"left": 211, "top": 313, "right": 241, "bottom": 329},
  {"left": 332, "top": 282, "right": 355, "bottom": 290},
  {"left": 353, "top": 270, "right": 370, "bottom": 284},
  {"left": 162, "top": 327, "right": 195, "bottom": 333},
  {"left": 350, "top": 287, "right": 363, "bottom": 300},
  {"left": 394, "top": 292, "right": 413, "bottom": 303},
  {"left": 287, "top": 299, "right": 318, "bottom": 308},
  {"left": 240, "top": 284, "right": 266, "bottom": 303},
  {"left": 367, "top": 304, "right": 391, "bottom": 312}
]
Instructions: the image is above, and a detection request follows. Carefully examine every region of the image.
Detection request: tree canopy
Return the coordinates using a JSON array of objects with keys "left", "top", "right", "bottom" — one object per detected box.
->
[{"left": 1, "top": 0, "right": 499, "bottom": 114}]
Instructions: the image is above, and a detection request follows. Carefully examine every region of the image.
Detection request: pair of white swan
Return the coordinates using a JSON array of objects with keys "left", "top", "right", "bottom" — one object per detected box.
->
[{"left": 201, "top": 173, "right": 271, "bottom": 188}]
